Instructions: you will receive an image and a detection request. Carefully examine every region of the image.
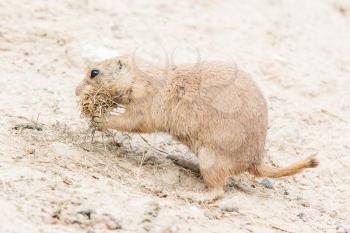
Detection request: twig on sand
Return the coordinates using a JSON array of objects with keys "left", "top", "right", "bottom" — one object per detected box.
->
[
  {"left": 12, "top": 114, "right": 43, "bottom": 132},
  {"left": 138, "top": 135, "right": 170, "bottom": 156},
  {"left": 138, "top": 135, "right": 200, "bottom": 173},
  {"left": 136, "top": 151, "right": 147, "bottom": 187},
  {"left": 270, "top": 224, "right": 295, "bottom": 233},
  {"left": 166, "top": 154, "right": 200, "bottom": 173}
]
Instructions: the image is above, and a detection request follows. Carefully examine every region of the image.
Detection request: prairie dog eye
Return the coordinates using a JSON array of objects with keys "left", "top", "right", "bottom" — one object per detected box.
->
[{"left": 90, "top": 69, "right": 100, "bottom": 78}]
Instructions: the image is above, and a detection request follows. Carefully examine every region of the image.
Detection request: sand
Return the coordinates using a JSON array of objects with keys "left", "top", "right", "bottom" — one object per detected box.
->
[{"left": 0, "top": 0, "right": 349, "bottom": 232}]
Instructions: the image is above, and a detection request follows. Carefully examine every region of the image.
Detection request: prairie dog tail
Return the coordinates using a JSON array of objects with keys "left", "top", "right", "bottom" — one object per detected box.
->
[{"left": 249, "top": 156, "right": 319, "bottom": 178}]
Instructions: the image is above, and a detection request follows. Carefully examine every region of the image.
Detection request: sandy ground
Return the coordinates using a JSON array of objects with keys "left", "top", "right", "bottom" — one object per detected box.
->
[{"left": 1, "top": 0, "right": 350, "bottom": 232}]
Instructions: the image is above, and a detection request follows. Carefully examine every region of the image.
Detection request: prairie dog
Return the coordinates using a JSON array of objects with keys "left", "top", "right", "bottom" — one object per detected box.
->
[{"left": 76, "top": 55, "right": 319, "bottom": 196}]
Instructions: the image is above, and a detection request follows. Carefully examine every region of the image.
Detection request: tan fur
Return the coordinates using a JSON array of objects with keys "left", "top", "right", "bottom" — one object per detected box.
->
[{"left": 76, "top": 55, "right": 319, "bottom": 194}]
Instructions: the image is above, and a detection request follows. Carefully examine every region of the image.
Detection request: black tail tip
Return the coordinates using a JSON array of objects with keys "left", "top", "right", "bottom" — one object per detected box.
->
[{"left": 307, "top": 156, "right": 319, "bottom": 168}]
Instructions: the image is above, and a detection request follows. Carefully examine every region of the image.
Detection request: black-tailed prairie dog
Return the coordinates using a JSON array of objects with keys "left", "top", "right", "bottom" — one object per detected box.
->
[{"left": 76, "top": 55, "right": 319, "bottom": 197}]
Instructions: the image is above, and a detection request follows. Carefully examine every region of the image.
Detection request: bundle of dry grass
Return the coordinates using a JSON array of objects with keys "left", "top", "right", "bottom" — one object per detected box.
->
[{"left": 78, "top": 86, "right": 117, "bottom": 129}]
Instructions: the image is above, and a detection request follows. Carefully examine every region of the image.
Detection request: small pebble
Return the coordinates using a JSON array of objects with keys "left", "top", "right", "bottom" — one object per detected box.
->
[
  {"left": 336, "top": 222, "right": 350, "bottom": 233},
  {"left": 260, "top": 178, "right": 274, "bottom": 189},
  {"left": 143, "top": 224, "right": 152, "bottom": 232},
  {"left": 25, "top": 146, "right": 35, "bottom": 154},
  {"left": 102, "top": 214, "right": 122, "bottom": 230},
  {"left": 219, "top": 203, "right": 239, "bottom": 213},
  {"left": 106, "top": 219, "right": 122, "bottom": 230},
  {"left": 51, "top": 209, "right": 61, "bottom": 219},
  {"left": 143, "top": 155, "right": 161, "bottom": 165},
  {"left": 145, "top": 201, "right": 160, "bottom": 218},
  {"left": 204, "top": 209, "right": 222, "bottom": 219},
  {"left": 63, "top": 178, "right": 73, "bottom": 185},
  {"left": 141, "top": 217, "right": 152, "bottom": 223},
  {"left": 297, "top": 212, "right": 306, "bottom": 220},
  {"left": 329, "top": 210, "right": 338, "bottom": 218},
  {"left": 77, "top": 209, "right": 94, "bottom": 220},
  {"left": 162, "top": 226, "right": 179, "bottom": 233},
  {"left": 301, "top": 201, "right": 310, "bottom": 207}
]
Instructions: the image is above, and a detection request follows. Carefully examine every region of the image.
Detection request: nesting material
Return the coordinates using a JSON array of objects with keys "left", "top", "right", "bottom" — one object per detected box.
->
[{"left": 78, "top": 86, "right": 117, "bottom": 129}]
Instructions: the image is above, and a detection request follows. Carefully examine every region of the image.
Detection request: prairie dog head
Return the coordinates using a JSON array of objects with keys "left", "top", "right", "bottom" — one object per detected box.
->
[{"left": 76, "top": 55, "right": 150, "bottom": 105}]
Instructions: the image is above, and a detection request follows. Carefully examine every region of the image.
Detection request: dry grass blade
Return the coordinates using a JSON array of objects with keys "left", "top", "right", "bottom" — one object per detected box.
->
[
  {"left": 79, "top": 86, "right": 117, "bottom": 118},
  {"left": 78, "top": 86, "right": 120, "bottom": 144},
  {"left": 138, "top": 135, "right": 200, "bottom": 173}
]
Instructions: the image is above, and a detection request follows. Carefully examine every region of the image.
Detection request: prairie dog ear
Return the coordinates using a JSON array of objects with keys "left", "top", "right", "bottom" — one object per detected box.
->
[
  {"left": 110, "top": 59, "right": 128, "bottom": 78},
  {"left": 117, "top": 59, "right": 129, "bottom": 72},
  {"left": 117, "top": 60, "right": 123, "bottom": 70}
]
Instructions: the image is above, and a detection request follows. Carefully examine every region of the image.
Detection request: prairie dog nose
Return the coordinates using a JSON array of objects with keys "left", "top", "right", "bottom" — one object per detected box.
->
[{"left": 75, "top": 82, "right": 86, "bottom": 96}]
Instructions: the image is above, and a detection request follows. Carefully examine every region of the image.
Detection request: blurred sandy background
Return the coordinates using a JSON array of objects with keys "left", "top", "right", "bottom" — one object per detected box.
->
[{"left": 0, "top": 0, "right": 349, "bottom": 232}]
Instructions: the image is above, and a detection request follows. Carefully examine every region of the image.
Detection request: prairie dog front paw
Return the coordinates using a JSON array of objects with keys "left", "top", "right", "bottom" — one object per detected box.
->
[{"left": 90, "top": 114, "right": 108, "bottom": 131}]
